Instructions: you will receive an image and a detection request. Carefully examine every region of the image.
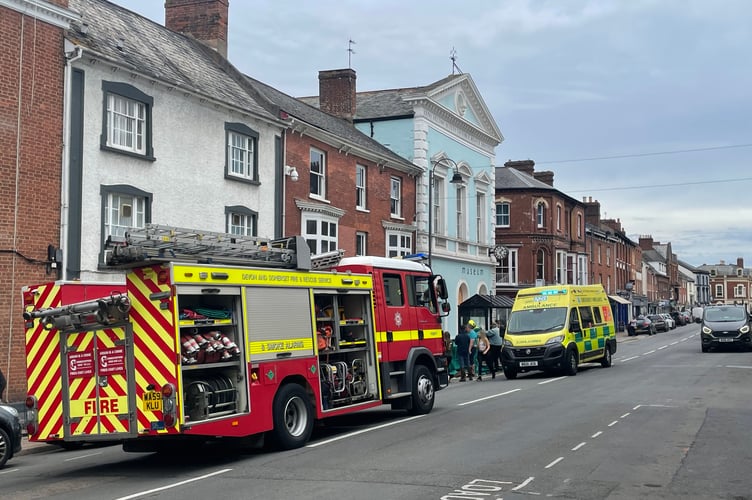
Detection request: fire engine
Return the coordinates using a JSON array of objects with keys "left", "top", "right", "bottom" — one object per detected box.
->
[{"left": 23, "top": 225, "right": 450, "bottom": 451}]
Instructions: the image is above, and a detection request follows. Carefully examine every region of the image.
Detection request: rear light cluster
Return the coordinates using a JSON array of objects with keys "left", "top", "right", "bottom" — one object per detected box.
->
[
  {"left": 161, "top": 383, "right": 177, "bottom": 428},
  {"left": 25, "top": 395, "right": 38, "bottom": 436}
]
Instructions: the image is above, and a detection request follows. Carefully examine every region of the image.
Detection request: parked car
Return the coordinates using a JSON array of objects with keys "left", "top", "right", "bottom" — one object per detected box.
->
[
  {"left": 661, "top": 313, "right": 676, "bottom": 329},
  {"left": 671, "top": 311, "right": 689, "bottom": 326},
  {"left": 700, "top": 305, "right": 751, "bottom": 352},
  {"left": 0, "top": 403, "right": 23, "bottom": 468},
  {"left": 628, "top": 315, "right": 656, "bottom": 336},
  {"left": 648, "top": 314, "right": 669, "bottom": 332}
]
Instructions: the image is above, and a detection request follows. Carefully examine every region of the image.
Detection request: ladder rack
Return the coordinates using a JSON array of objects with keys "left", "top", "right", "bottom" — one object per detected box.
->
[{"left": 105, "top": 224, "right": 317, "bottom": 270}]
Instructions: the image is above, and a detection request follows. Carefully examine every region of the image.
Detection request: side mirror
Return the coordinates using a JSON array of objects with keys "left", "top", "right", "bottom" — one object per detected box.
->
[{"left": 441, "top": 302, "right": 451, "bottom": 313}]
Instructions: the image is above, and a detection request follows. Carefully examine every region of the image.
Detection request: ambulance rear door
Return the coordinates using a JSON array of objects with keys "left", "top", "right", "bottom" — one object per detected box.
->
[{"left": 61, "top": 323, "right": 137, "bottom": 441}]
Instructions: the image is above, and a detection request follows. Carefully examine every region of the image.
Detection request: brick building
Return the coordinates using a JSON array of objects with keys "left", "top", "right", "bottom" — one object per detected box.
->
[
  {"left": 1, "top": 0, "right": 78, "bottom": 401},
  {"left": 699, "top": 258, "right": 752, "bottom": 311}
]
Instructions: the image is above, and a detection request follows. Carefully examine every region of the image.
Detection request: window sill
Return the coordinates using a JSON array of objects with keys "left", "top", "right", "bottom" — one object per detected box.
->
[
  {"left": 309, "top": 194, "right": 331, "bottom": 204},
  {"left": 356, "top": 207, "right": 370, "bottom": 213},
  {"left": 390, "top": 215, "right": 404, "bottom": 221},
  {"left": 100, "top": 144, "right": 156, "bottom": 161},
  {"left": 225, "top": 174, "right": 260, "bottom": 186}
]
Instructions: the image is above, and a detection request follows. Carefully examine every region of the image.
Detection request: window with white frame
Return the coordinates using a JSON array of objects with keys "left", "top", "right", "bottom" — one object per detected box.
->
[
  {"left": 225, "top": 123, "right": 258, "bottom": 181},
  {"left": 102, "top": 81, "right": 153, "bottom": 157},
  {"left": 496, "top": 249, "right": 518, "bottom": 285},
  {"left": 386, "top": 231, "right": 412, "bottom": 257},
  {"left": 356, "top": 232, "right": 367, "bottom": 256},
  {"left": 734, "top": 284, "right": 746, "bottom": 297},
  {"left": 715, "top": 284, "right": 723, "bottom": 297},
  {"left": 556, "top": 250, "right": 567, "bottom": 284},
  {"left": 456, "top": 184, "right": 466, "bottom": 239},
  {"left": 536, "top": 248, "right": 545, "bottom": 283},
  {"left": 496, "top": 202, "right": 510, "bottom": 227},
  {"left": 356, "top": 164, "right": 367, "bottom": 210},
  {"left": 537, "top": 202, "right": 545, "bottom": 228},
  {"left": 225, "top": 206, "right": 257, "bottom": 236},
  {"left": 100, "top": 185, "right": 151, "bottom": 264},
  {"left": 390, "top": 177, "right": 402, "bottom": 218},
  {"left": 606, "top": 247, "right": 611, "bottom": 266},
  {"left": 303, "top": 214, "right": 337, "bottom": 254},
  {"left": 310, "top": 148, "right": 326, "bottom": 198},
  {"left": 577, "top": 213, "right": 582, "bottom": 238},
  {"left": 476, "top": 192, "right": 486, "bottom": 243},
  {"left": 577, "top": 255, "right": 588, "bottom": 284},
  {"left": 432, "top": 176, "right": 444, "bottom": 235},
  {"left": 556, "top": 205, "right": 562, "bottom": 231}
]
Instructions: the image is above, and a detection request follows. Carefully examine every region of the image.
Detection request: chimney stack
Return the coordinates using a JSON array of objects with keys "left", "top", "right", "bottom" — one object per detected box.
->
[
  {"left": 583, "top": 198, "right": 601, "bottom": 225},
  {"left": 738, "top": 257, "right": 744, "bottom": 268},
  {"left": 533, "top": 170, "right": 554, "bottom": 186},
  {"left": 318, "top": 69, "right": 357, "bottom": 121},
  {"left": 165, "top": 0, "right": 229, "bottom": 58},
  {"left": 504, "top": 159, "right": 535, "bottom": 176}
]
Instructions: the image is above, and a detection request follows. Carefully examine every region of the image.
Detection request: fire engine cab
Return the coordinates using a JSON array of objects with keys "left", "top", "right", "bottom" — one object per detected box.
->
[{"left": 23, "top": 225, "right": 450, "bottom": 451}]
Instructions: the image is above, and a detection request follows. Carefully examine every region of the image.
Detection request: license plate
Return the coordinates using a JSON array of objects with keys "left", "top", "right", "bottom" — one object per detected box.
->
[
  {"left": 519, "top": 361, "right": 538, "bottom": 367},
  {"left": 718, "top": 338, "right": 735, "bottom": 343},
  {"left": 142, "top": 391, "right": 162, "bottom": 412}
]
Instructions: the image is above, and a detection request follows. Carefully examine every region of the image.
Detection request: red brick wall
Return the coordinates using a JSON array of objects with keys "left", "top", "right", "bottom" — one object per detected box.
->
[
  {"left": 0, "top": 8, "right": 65, "bottom": 401},
  {"left": 165, "top": 0, "right": 229, "bottom": 57},
  {"left": 284, "top": 133, "right": 415, "bottom": 257}
]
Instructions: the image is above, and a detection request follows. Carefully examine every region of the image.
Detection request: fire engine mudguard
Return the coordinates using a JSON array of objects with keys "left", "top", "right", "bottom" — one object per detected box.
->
[
  {"left": 388, "top": 347, "right": 438, "bottom": 414},
  {"left": 269, "top": 383, "right": 314, "bottom": 450}
]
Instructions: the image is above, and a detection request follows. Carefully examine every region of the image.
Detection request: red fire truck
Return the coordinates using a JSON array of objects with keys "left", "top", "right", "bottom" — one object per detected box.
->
[{"left": 23, "top": 225, "right": 450, "bottom": 451}]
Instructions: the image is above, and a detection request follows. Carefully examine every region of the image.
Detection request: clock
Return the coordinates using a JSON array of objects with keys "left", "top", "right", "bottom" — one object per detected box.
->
[{"left": 492, "top": 245, "right": 508, "bottom": 261}]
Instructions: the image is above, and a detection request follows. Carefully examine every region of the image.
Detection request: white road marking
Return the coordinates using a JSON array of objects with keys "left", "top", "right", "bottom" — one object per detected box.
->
[
  {"left": 115, "top": 468, "right": 232, "bottom": 500},
  {"left": 621, "top": 356, "right": 639, "bottom": 361},
  {"left": 512, "top": 476, "right": 535, "bottom": 490},
  {"left": 545, "top": 457, "right": 564, "bottom": 469},
  {"left": 457, "top": 388, "right": 522, "bottom": 406},
  {"left": 658, "top": 345, "right": 668, "bottom": 350},
  {"left": 307, "top": 415, "right": 425, "bottom": 447},
  {"left": 571, "top": 442, "right": 586, "bottom": 451},
  {"left": 538, "top": 376, "right": 566, "bottom": 385},
  {"left": 644, "top": 350, "right": 656, "bottom": 355},
  {"left": 64, "top": 451, "right": 103, "bottom": 462},
  {"left": 608, "top": 420, "right": 619, "bottom": 427},
  {"left": 0, "top": 468, "right": 19, "bottom": 474},
  {"left": 591, "top": 431, "right": 603, "bottom": 438},
  {"left": 726, "top": 365, "right": 752, "bottom": 369}
]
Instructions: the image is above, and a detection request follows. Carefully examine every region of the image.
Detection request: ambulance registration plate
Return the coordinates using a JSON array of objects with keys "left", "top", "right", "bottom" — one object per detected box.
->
[
  {"left": 519, "top": 361, "right": 538, "bottom": 367},
  {"left": 142, "top": 390, "right": 162, "bottom": 412}
]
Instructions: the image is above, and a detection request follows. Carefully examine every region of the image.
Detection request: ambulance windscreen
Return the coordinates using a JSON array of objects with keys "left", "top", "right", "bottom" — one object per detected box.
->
[{"left": 507, "top": 307, "right": 567, "bottom": 335}]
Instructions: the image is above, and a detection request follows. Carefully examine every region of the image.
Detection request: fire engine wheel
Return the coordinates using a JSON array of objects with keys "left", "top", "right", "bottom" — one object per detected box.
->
[
  {"left": 270, "top": 383, "right": 313, "bottom": 450},
  {"left": 0, "top": 427, "right": 11, "bottom": 468},
  {"left": 564, "top": 349, "right": 578, "bottom": 376},
  {"left": 601, "top": 345, "right": 613, "bottom": 367},
  {"left": 409, "top": 365, "right": 435, "bottom": 415}
]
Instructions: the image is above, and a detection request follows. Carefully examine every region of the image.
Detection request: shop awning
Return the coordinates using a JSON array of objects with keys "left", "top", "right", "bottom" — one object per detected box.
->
[{"left": 608, "top": 295, "right": 631, "bottom": 305}]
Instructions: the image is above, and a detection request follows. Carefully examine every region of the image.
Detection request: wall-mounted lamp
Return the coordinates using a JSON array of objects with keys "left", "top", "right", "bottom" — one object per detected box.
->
[
  {"left": 428, "top": 157, "right": 464, "bottom": 268},
  {"left": 284, "top": 165, "right": 299, "bottom": 182}
]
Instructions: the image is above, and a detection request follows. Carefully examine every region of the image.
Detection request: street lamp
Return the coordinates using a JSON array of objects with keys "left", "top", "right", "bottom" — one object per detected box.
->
[{"left": 428, "top": 158, "right": 464, "bottom": 268}]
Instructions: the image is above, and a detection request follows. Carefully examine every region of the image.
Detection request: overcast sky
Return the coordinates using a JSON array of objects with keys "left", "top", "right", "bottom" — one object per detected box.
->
[{"left": 110, "top": 0, "right": 752, "bottom": 268}]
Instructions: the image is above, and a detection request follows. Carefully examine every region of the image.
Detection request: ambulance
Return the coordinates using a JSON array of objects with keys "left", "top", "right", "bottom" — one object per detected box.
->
[
  {"left": 500, "top": 285, "right": 616, "bottom": 379},
  {"left": 23, "top": 225, "right": 450, "bottom": 451}
]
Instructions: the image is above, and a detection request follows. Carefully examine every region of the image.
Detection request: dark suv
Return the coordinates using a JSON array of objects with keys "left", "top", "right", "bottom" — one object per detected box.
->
[
  {"left": 700, "top": 305, "right": 751, "bottom": 352},
  {"left": 0, "top": 403, "right": 23, "bottom": 468}
]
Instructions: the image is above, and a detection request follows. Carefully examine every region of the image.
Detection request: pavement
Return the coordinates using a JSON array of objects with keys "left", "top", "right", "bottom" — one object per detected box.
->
[{"left": 9, "top": 327, "right": 647, "bottom": 458}]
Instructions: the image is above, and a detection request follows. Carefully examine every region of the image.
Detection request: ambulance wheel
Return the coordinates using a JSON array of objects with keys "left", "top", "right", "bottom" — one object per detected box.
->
[
  {"left": 409, "top": 365, "right": 435, "bottom": 415},
  {"left": 0, "top": 428, "right": 11, "bottom": 468},
  {"left": 601, "top": 345, "right": 613, "bottom": 367},
  {"left": 503, "top": 366, "right": 517, "bottom": 380},
  {"left": 270, "top": 383, "right": 313, "bottom": 450},
  {"left": 564, "top": 349, "right": 578, "bottom": 376}
]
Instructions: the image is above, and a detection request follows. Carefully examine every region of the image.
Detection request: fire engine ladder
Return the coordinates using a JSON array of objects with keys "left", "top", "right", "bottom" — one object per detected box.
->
[
  {"left": 105, "top": 224, "right": 345, "bottom": 271},
  {"left": 23, "top": 293, "right": 131, "bottom": 333}
]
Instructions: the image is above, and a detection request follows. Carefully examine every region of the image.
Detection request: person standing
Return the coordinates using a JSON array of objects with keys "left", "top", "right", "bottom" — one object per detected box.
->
[
  {"left": 467, "top": 320, "right": 478, "bottom": 379},
  {"left": 486, "top": 321, "right": 504, "bottom": 376},
  {"left": 476, "top": 329, "right": 493, "bottom": 380},
  {"left": 454, "top": 324, "right": 471, "bottom": 382},
  {"left": 442, "top": 331, "right": 454, "bottom": 382}
]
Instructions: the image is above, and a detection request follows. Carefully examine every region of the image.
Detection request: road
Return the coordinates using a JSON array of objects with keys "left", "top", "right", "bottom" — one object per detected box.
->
[{"left": 3, "top": 323, "right": 751, "bottom": 499}]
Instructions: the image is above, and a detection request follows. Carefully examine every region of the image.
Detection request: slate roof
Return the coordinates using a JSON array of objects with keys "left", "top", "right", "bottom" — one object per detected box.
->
[
  {"left": 299, "top": 74, "right": 463, "bottom": 120},
  {"left": 67, "top": 0, "right": 276, "bottom": 122},
  {"left": 246, "top": 76, "right": 421, "bottom": 173},
  {"left": 496, "top": 166, "right": 556, "bottom": 190},
  {"left": 460, "top": 293, "right": 515, "bottom": 309}
]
